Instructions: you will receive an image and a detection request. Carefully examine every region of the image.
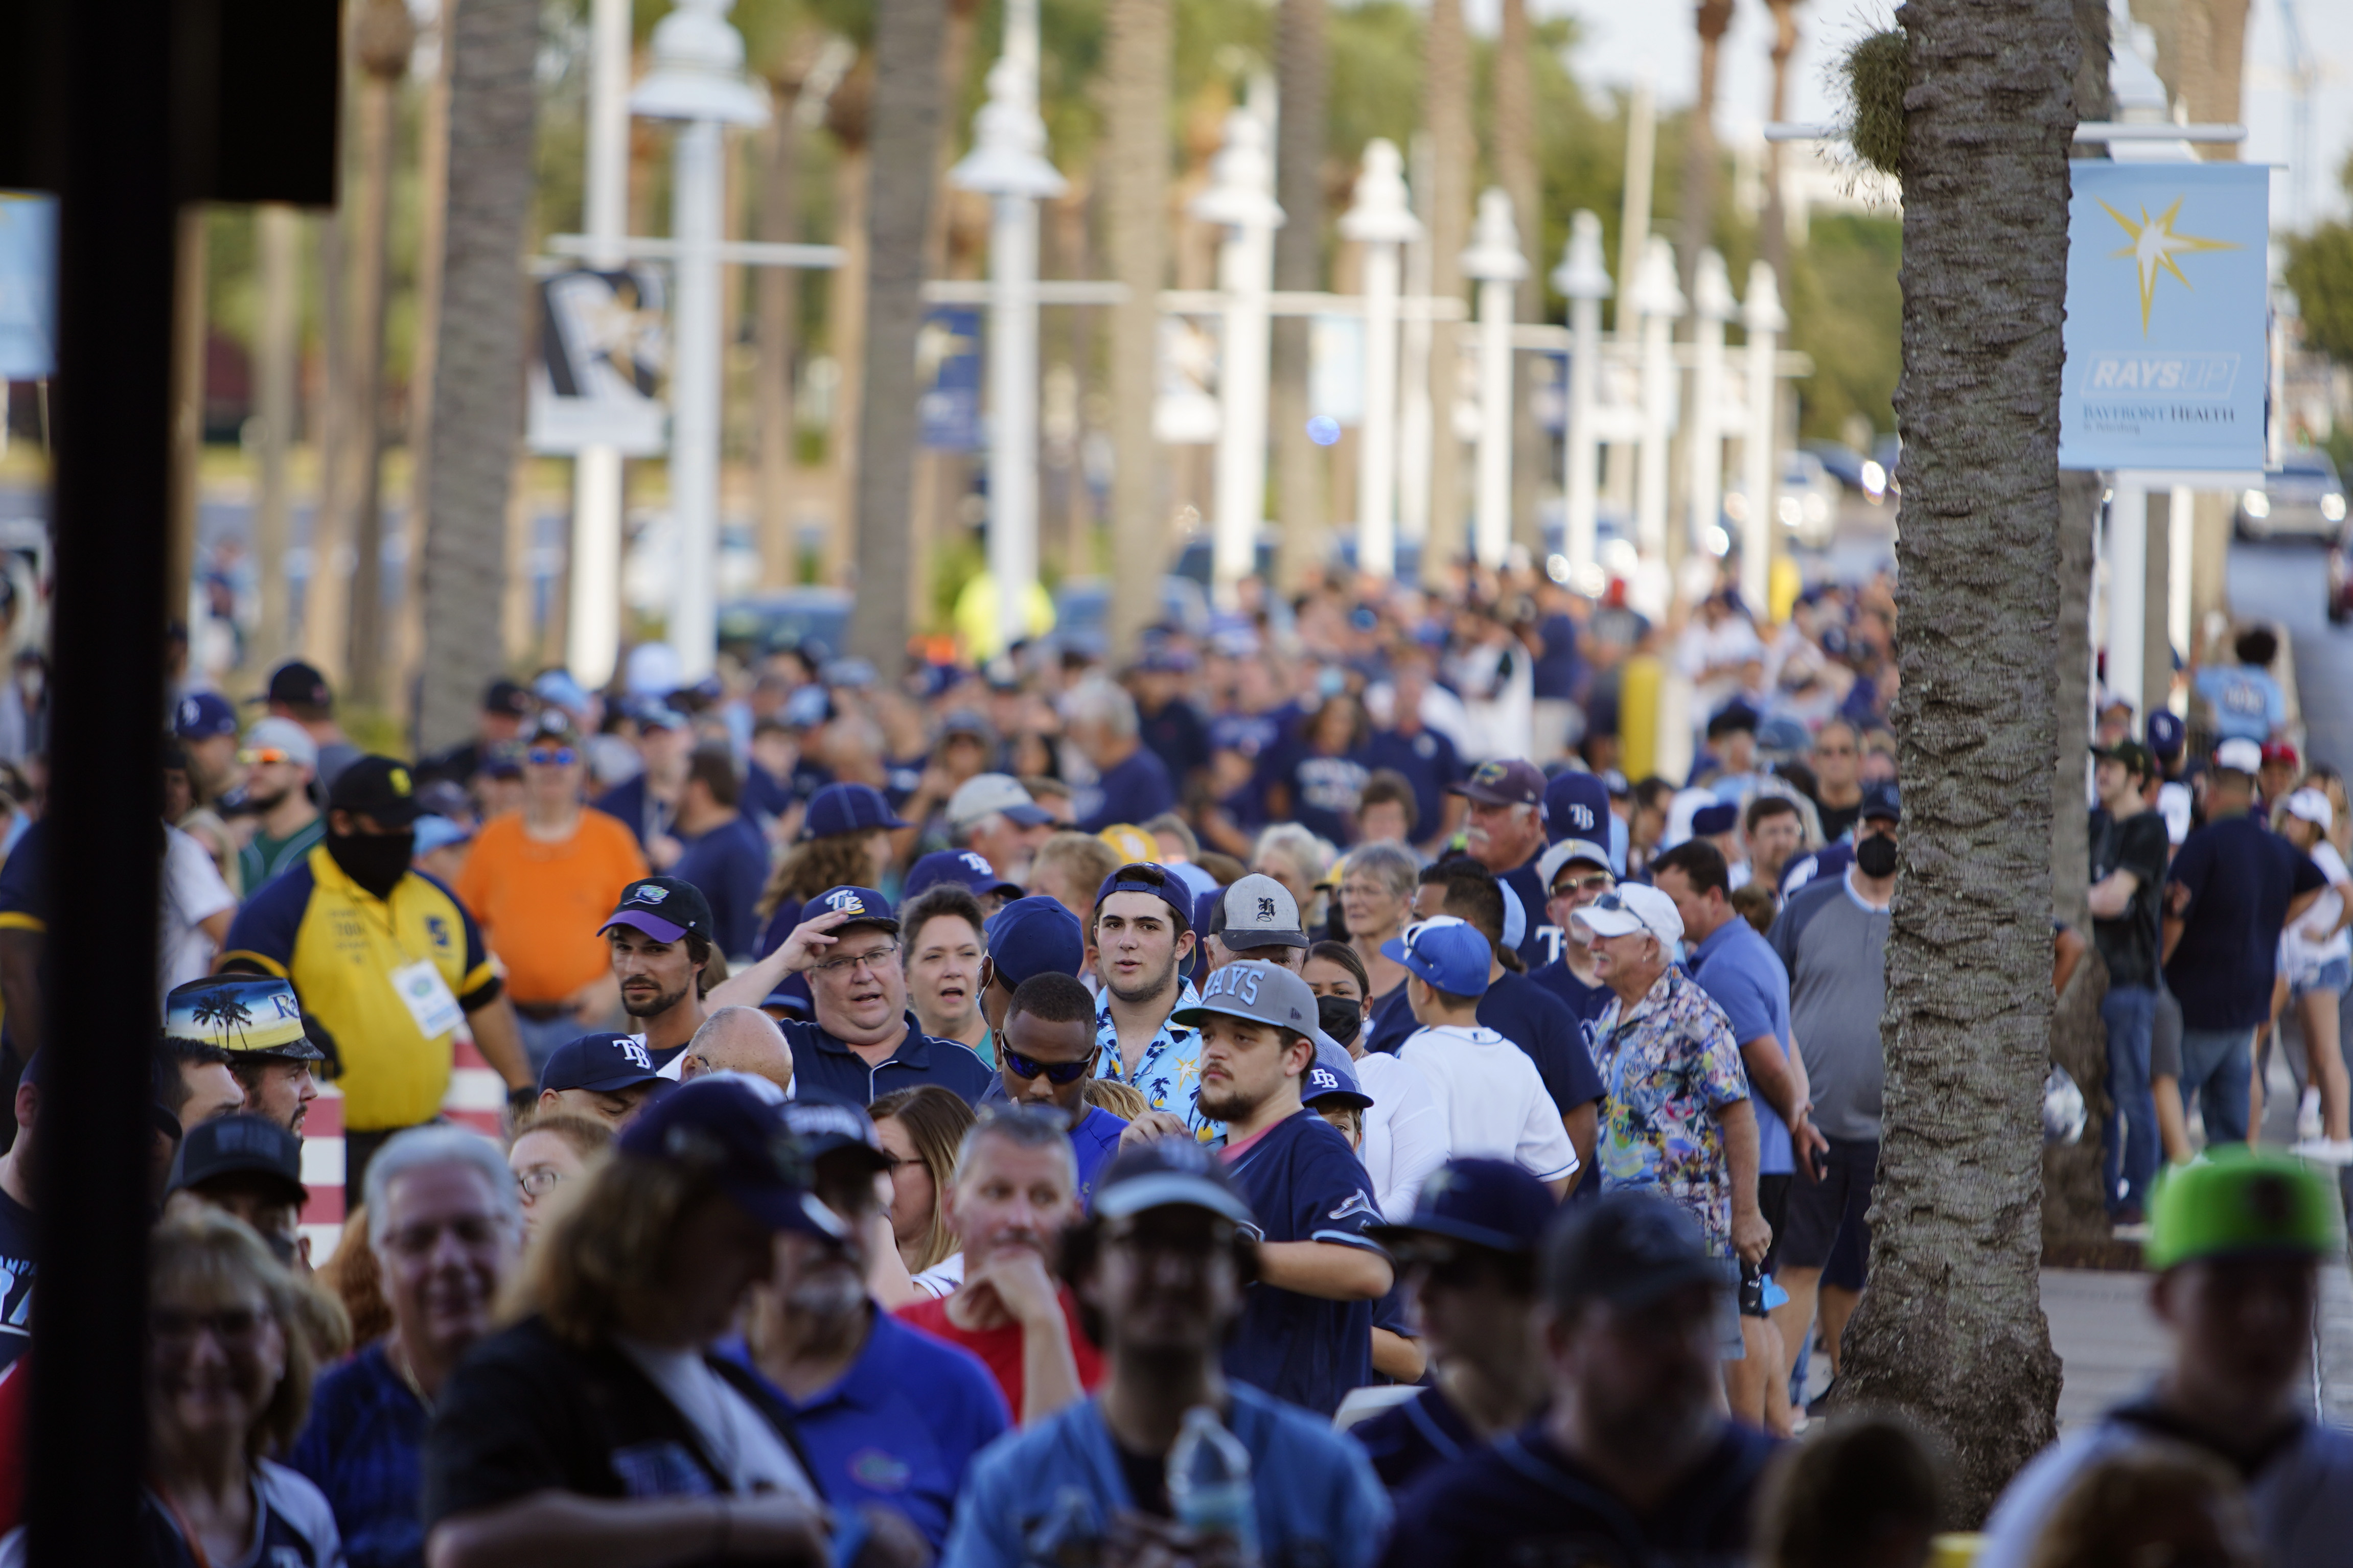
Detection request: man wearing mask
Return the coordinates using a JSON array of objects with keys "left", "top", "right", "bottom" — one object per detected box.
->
[{"left": 220, "top": 756, "right": 534, "bottom": 1200}]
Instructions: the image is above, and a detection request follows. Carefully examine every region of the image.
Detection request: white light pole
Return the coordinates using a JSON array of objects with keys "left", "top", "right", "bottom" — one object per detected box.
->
[
  {"left": 632, "top": 0, "right": 771, "bottom": 683},
  {"left": 952, "top": 1, "right": 1066, "bottom": 652},
  {"left": 1630, "top": 235, "right": 1684, "bottom": 563},
  {"left": 1462, "top": 189, "right": 1526, "bottom": 571},
  {"left": 1192, "top": 104, "right": 1283, "bottom": 602},
  {"left": 1553, "top": 210, "right": 1611, "bottom": 590},
  {"left": 566, "top": 0, "right": 636, "bottom": 688},
  {"left": 1340, "top": 139, "right": 1420, "bottom": 580},
  {"left": 1739, "top": 259, "right": 1785, "bottom": 616},
  {"left": 1687, "top": 248, "right": 1733, "bottom": 565}
]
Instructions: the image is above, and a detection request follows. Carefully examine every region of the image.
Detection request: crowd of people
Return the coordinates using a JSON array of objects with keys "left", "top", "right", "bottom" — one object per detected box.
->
[{"left": 0, "top": 563, "right": 2338, "bottom": 1564}]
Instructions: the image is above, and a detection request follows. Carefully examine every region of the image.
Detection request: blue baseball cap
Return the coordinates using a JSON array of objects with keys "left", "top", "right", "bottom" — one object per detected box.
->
[
  {"left": 800, "top": 782, "right": 907, "bottom": 841},
  {"left": 1093, "top": 861, "right": 1194, "bottom": 933},
  {"left": 1499, "top": 882, "right": 1527, "bottom": 953},
  {"left": 617, "top": 1077, "right": 845, "bottom": 1240},
  {"left": 1301, "top": 1037, "right": 1373, "bottom": 1111},
  {"left": 904, "top": 849, "right": 1024, "bottom": 902},
  {"left": 1691, "top": 802, "right": 1739, "bottom": 836},
  {"left": 603, "top": 876, "right": 716, "bottom": 944},
  {"left": 1368, "top": 1157, "right": 1557, "bottom": 1255},
  {"left": 983, "top": 895, "right": 1087, "bottom": 987},
  {"left": 1380, "top": 917, "right": 1493, "bottom": 997},
  {"left": 412, "top": 815, "right": 473, "bottom": 856},
  {"left": 1860, "top": 781, "right": 1901, "bottom": 823},
  {"left": 539, "top": 1032, "right": 668, "bottom": 1096},
  {"left": 806, "top": 885, "right": 899, "bottom": 933},
  {"left": 2147, "top": 709, "right": 2185, "bottom": 759},
  {"left": 1450, "top": 757, "right": 1545, "bottom": 809},
  {"left": 1544, "top": 770, "right": 1610, "bottom": 848},
  {"left": 173, "top": 691, "right": 239, "bottom": 741}
]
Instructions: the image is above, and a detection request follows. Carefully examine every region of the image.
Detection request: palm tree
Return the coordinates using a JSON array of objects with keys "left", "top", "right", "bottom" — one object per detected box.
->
[
  {"left": 1493, "top": 0, "right": 1542, "bottom": 559},
  {"left": 416, "top": 0, "right": 542, "bottom": 752},
  {"left": 1760, "top": 0, "right": 1803, "bottom": 283},
  {"left": 1102, "top": 0, "right": 1172, "bottom": 659},
  {"left": 247, "top": 205, "right": 301, "bottom": 678},
  {"left": 1677, "top": 0, "right": 1736, "bottom": 294},
  {"left": 1270, "top": 0, "right": 1328, "bottom": 596},
  {"left": 343, "top": 0, "right": 415, "bottom": 707},
  {"left": 845, "top": 0, "right": 948, "bottom": 666},
  {"left": 754, "top": 37, "right": 821, "bottom": 592},
  {"left": 1420, "top": 0, "right": 1472, "bottom": 568},
  {"left": 1827, "top": 2, "right": 2071, "bottom": 1521}
]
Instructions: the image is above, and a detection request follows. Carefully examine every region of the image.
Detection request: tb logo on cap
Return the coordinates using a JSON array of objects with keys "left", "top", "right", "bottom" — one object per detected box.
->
[
  {"left": 1565, "top": 803, "right": 1596, "bottom": 831},
  {"left": 960, "top": 853, "right": 993, "bottom": 876},
  {"left": 825, "top": 889, "right": 869, "bottom": 915},
  {"left": 1309, "top": 1068, "right": 1338, "bottom": 1091},
  {"left": 632, "top": 885, "right": 670, "bottom": 904},
  {"left": 619, "top": 1041, "right": 653, "bottom": 1070}
]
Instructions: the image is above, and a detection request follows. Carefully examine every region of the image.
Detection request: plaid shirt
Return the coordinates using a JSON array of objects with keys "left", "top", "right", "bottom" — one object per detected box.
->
[
  {"left": 287, "top": 1342, "right": 428, "bottom": 1568},
  {"left": 1094, "top": 977, "right": 1220, "bottom": 1142},
  {"left": 1591, "top": 965, "right": 1751, "bottom": 1255}
]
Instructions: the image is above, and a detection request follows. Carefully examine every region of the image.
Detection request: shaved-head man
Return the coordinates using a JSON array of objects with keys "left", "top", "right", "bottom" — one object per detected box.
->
[{"left": 678, "top": 1005, "right": 796, "bottom": 1095}]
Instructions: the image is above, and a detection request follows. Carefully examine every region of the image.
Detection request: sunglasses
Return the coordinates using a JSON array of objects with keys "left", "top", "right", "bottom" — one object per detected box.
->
[
  {"left": 238, "top": 747, "right": 296, "bottom": 766},
  {"left": 526, "top": 745, "right": 579, "bottom": 767},
  {"left": 1001, "top": 1048, "right": 1094, "bottom": 1084},
  {"left": 1550, "top": 874, "right": 1614, "bottom": 898}
]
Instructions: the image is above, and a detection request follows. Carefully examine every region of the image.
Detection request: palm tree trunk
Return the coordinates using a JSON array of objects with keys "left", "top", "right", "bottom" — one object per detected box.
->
[
  {"left": 343, "top": 63, "right": 401, "bottom": 706},
  {"left": 824, "top": 133, "right": 870, "bottom": 589},
  {"left": 846, "top": 0, "right": 948, "bottom": 668},
  {"left": 1678, "top": 0, "right": 1735, "bottom": 295},
  {"left": 1494, "top": 0, "right": 1543, "bottom": 563},
  {"left": 755, "top": 84, "right": 804, "bottom": 591},
  {"left": 417, "top": 0, "right": 540, "bottom": 752},
  {"left": 1104, "top": 0, "right": 1172, "bottom": 658},
  {"left": 1421, "top": 0, "right": 1472, "bottom": 569},
  {"left": 1831, "top": 0, "right": 2073, "bottom": 1522},
  {"left": 250, "top": 205, "right": 301, "bottom": 677},
  {"left": 1269, "top": 0, "right": 1327, "bottom": 596},
  {"left": 394, "top": 22, "right": 452, "bottom": 720},
  {"left": 167, "top": 207, "right": 206, "bottom": 643},
  {"left": 1761, "top": 0, "right": 1802, "bottom": 284}
]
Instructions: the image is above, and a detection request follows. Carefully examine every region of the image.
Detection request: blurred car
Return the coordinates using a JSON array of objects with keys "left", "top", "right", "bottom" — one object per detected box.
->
[
  {"left": 1052, "top": 575, "right": 1211, "bottom": 657},
  {"left": 716, "top": 587, "right": 855, "bottom": 663},
  {"left": 2238, "top": 451, "right": 2348, "bottom": 543},
  {"left": 1724, "top": 451, "right": 1839, "bottom": 550}
]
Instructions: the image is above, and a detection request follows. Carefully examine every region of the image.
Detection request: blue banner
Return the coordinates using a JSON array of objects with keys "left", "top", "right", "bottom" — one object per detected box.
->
[
  {"left": 918, "top": 308, "right": 983, "bottom": 451},
  {"left": 2060, "top": 161, "right": 2268, "bottom": 472},
  {"left": 0, "top": 195, "right": 57, "bottom": 381}
]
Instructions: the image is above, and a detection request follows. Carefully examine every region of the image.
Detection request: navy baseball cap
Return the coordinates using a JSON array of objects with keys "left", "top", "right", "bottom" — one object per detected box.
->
[
  {"left": 1545, "top": 1190, "right": 1722, "bottom": 1310},
  {"left": 617, "top": 1077, "right": 845, "bottom": 1239},
  {"left": 780, "top": 1098, "right": 894, "bottom": 1173},
  {"left": 800, "top": 782, "right": 907, "bottom": 841},
  {"left": 2147, "top": 709, "right": 2185, "bottom": 759},
  {"left": 1860, "top": 781, "right": 1901, "bottom": 823},
  {"left": 1301, "top": 1037, "right": 1373, "bottom": 1111},
  {"left": 1368, "top": 1157, "right": 1557, "bottom": 1256},
  {"left": 327, "top": 755, "right": 428, "bottom": 827},
  {"left": 1093, "top": 1138, "right": 1258, "bottom": 1230},
  {"left": 1093, "top": 861, "right": 1195, "bottom": 933},
  {"left": 169, "top": 1113, "right": 307, "bottom": 1209},
  {"left": 1172, "top": 959, "right": 1320, "bottom": 1033},
  {"left": 983, "top": 896, "right": 1087, "bottom": 986},
  {"left": 904, "top": 849, "right": 1024, "bottom": 902},
  {"left": 806, "top": 885, "right": 899, "bottom": 933},
  {"left": 603, "top": 877, "right": 716, "bottom": 944},
  {"left": 1705, "top": 700, "right": 1760, "bottom": 738},
  {"left": 1544, "top": 770, "right": 1610, "bottom": 848},
  {"left": 173, "top": 691, "right": 239, "bottom": 741},
  {"left": 539, "top": 1032, "right": 668, "bottom": 1096},
  {"left": 1381, "top": 917, "right": 1492, "bottom": 997},
  {"left": 259, "top": 660, "right": 333, "bottom": 710},
  {"left": 1691, "top": 802, "right": 1739, "bottom": 836},
  {"left": 1450, "top": 757, "right": 1545, "bottom": 809}
]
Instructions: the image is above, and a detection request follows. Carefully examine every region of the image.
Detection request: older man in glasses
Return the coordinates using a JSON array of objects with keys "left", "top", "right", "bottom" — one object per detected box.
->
[{"left": 771, "top": 886, "right": 997, "bottom": 1105}]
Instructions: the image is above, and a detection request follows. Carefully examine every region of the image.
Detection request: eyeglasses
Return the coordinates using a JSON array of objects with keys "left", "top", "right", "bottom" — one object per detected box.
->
[
  {"left": 515, "top": 1167, "right": 568, "bottom": 1199},
  {"left": 809, "top": 942, "right": 899, "bottom": 976},
  {"left": 152, "top": 1306, "right": 271, "bottom": 1347},
  {"left": 238, "top": 747, "right": 296, "bottom": 766},
  {"left": 1001, "top": 1048, "right": 1095, "bottom": 1085},
  {"left": 1550, "top": 874, "right": 1614, "bottom": 899},
  {"left": 526, "top": 745, "right": 578, "bottom": 767},
  {"left": 1337, "top": 881, "right": 1396, "bottom": 901}
]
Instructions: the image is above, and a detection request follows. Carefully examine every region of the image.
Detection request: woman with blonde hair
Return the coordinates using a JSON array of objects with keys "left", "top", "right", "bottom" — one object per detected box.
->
[{"left": 868, "top": 1085, "right": 976, "bottom": 1298}]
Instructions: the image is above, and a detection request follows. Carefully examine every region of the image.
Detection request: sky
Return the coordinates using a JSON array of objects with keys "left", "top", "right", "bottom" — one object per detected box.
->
[{"left": 1528, "top": 0, "right": 2353, "bottom": 232}]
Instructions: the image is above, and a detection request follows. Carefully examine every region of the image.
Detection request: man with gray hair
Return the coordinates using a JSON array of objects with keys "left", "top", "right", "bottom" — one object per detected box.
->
[
  {"left": 893, "top": 1106, "right": 1098, "bottom": 1425},
  {"left": 677, "top": 1004, "right": 796, "bottom": 1095},
  {"left": 1063, "top": 677, "right": 1176, "bottom": 834},
  {"left": 292, "top": 1125, "right": 523, "bottom": 1568},
  {"left": 944, "top": 773, "right": 1055, "bottom": 885}
]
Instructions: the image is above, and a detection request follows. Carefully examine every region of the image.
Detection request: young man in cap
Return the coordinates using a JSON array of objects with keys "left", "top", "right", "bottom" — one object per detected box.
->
[
  {"left": 456, "top": 710, "right": 648, "bottom": 1075},
  {"left": 221, "top": 756, "right": 534, "bottom": 1199},
  {"left": 1529, "top": 834, "right": 1617, "bottom": 1034},
  {"left": 994, "top": 973, "right": 1129, "bottom": 1202},
  {"left": 1449, "top": 759, "right": 1553, "bottom": 970},
  {"left": 1388, "top": 919, "right": 1577, "bottom": 1197},
  {"left": 234, "top": 716, "right": 326, "bottom": 893},
  {"left": 1168, "top": 958, "right": 1395, "bottom": 1415},
  {"left": 677, "top": 1006, "right": 797, "bottom": 1095},
  {"left": 167, "top": 1113, "right": 309, "bottom": 1268},
  {"left": 975, "top": 895, "right": 1088, "bottom": 1040},
  {"left": 257, "top": 659, "right": 360, "bottom": 789},
  {"left": 1202, "top": 873, "right": 1311, "bottom": 973},
  {"left": 1979, "top": 1153, "right": 2353, "bottom": 1567},
  {"left": 1382, "top": 1193, "right": 1778, "bottom": 1566},
  {"left": 164, "top": 974, "right": 328, "bottom": 1137},
  {"left": 943, "top": 773, "right": 1055, "bottom": 887},
  {"left": 767, "top": 888, "right": 995, "bottom": 1105},
  {"left": 1087, "top": 863, "right": 1211, "bottom": 1143},
  {"left": 1354, "top": 1158, "right": 1558, "bottom": 1490},
  {"left": 420, "top": 677, "right": 536, "bottom": 789},
  {"left": 601, "top": 876, "right": 720, "bottom": 1070},
  {"left": 536, "top": 1033, "right": 669, "bottom": 1128},
  {"left": 2088, "top": 738, "right": 2174, "bottom": 1221},
  {"left": 173, "top": 690, "right": 245, "bottom": 893},
  {"left": 2162, "top": 740, "right": 2325, "bottom": 1148},
  {"left": 742, "top": 1099, "right": 1010, "bottom": 1553},
  {"left": 945, "top": 1141, "right": 1392, "bottom": 1568}
]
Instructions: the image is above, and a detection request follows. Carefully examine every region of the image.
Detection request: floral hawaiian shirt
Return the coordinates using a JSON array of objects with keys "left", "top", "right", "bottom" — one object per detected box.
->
[
  {"left": 1590, "top": 965, "right": 1751, "bottom": 1254},
  {"left": 1094, "top": 977, "right": 1221, "bottom": 1143}
]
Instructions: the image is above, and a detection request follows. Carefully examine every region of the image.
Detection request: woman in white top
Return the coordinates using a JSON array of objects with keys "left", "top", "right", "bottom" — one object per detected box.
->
[
  {"left": 867, "top": 1085, "right": 975, "bottom": 1302},
  {"left": 2277, "top": 787, "right": 2353, "bottom": 1159},
  {"left": 1304, "top": 941, "right": 1449, "bottom": 1221}
]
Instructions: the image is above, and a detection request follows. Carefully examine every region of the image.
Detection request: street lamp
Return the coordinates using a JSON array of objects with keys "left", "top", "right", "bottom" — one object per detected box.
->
[
  {"left": 1462, "top": 189, "right": 1527, "bottom": 572},
  {"left": 567, "top": 0, "right": 637, "bottom": 689},
  {"left": 1339, "top": 139, "right": 1421, "bottom": 581},
  {"left": 1192, "top": 104, "right": 1284, "bottom": 602},
  {"left": 1739, "top": 260, "right": 1786, "bottom": 616},
  {"left": 952, "top": 0, "right": 1066, "bottom": 654},
  {"left": 1687, "top": 248, "right": 1735, "bottom": 565},
  {"left": 1553, "top": 211, "right": 1612, "bottom": 590},
  {"left": 631, "top": 0, "right": 771, "bottom": 684},
  {"left": 1630, "top": 236, "right": 1685, "bottom": 563}
]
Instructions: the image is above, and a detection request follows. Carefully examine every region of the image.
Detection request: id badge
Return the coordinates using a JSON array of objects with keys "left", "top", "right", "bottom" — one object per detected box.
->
[{"left": 390, "top": 957, "right": 466, "bottom": 1038}]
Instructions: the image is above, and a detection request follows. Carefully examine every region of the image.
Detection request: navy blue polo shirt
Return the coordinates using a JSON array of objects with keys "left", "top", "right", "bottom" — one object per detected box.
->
[
  {"left": 1353, "top": 1385, "right": 1484, "bottom": 1493},
  {"left": 288, "top": 1343, "right": 426, "bottom": 1568},
  {"left": 2165, "top": 812, "right": 2327, "bottom": 1030},
  {"left": 670, "top": 811, "right": 773, "bottom": 958},
  {"left": 728, "top": 1308, "right": 1010, "bottom": 1551},
  {"left": 1221, "top": 1109, "right": 1386, "bottom": 1416},
  {"left": 784, "top": 1012, "right": 996, "bottom": 1106},
  {"left": 1686, "top": 916, "right": 1796, "bottom": 1176},
  {"left": 1073, "top": 747, "right": 1177, "bottom": 834}
]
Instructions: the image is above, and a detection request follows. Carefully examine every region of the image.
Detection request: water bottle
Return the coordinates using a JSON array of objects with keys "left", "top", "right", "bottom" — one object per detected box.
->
[{"left": 1166, "top": 1405, "right": 1259, "bottom": 1563}]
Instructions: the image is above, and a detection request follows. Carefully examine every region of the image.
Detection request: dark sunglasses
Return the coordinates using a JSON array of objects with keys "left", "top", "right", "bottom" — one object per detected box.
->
[
  {"left": 1001, "top": 1048, "right": 1094, "bottom": 1085},
  {"left": 526, "top": 745, "right": 578, "bottom": 767}
]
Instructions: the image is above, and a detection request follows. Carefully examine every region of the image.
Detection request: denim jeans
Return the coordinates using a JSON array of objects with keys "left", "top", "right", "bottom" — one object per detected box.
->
[
  {"left": 2100, "top": 985, "right": 2159, "bottom": 1213},
  {"left": 2178, "top": 1026, "right": 2255, "bottom": 1145}
]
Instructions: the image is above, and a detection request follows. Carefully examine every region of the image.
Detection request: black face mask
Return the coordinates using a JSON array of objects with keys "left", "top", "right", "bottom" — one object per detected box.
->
[
  {"left": 328, "top": 828, "right": 415, "bottom": 900},
  {"left": 1854, "top": 832, "right": 1899, "bottom": 879}
]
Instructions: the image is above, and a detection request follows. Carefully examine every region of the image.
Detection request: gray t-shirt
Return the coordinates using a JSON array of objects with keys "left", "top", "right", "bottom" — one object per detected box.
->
[{"left": 1766, "top": 869, "right": 1891, "bottom": 1142}]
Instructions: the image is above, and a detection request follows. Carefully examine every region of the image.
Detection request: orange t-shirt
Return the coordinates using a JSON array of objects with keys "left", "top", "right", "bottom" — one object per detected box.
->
[{"left": 454, "top": 809, "right": 649, "bottom": 1004}]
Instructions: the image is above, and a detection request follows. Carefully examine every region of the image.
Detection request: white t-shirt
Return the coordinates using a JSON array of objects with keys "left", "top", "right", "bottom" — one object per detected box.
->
[
  {"left": 1352, "top": 1050, "right": 1449, "bottom": 1222},
  {"left": 159, "top": 823, "right": 237, "bottom": 1003},
  {"left": 2282, "top": 840, "right": 2353, "bottom": 977},
  {"left": 614, "top": 1337, "right": 819, "bottom": 1500},
  {"left": 1398, "top": 1023, "right": 1579, "bottom": 1183},
  {"left": 910, "top": 1251, "right": 965, "bottom": 1299}
]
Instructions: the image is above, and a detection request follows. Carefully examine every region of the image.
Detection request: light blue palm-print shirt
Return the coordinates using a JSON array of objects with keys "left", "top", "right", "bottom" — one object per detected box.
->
[{"left": 1093, "top": 977, "right": 1221, "bottom": 1143}]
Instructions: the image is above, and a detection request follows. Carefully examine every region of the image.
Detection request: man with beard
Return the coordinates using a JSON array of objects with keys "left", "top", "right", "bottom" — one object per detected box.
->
[
  {"left": 742, "top": 1101, "right": 1010, "bottom": 1552},
  {"left": 291, "top": 1126, "right": 524, "bottom": 1568},
  {"left": 768, "top": 887, "right": 995, "bottom": 1105},
  {"left": 234, "top": 717, "right": 326, "bottom": 893},
  {"left": 599, "top": 876, "right": 720, "bottom": 1071},
  {"left": 1086, "top": 864, "right": 1211, "bottom": 1144},
  {"left": 163, "top": 974, "right": 326, "bottom": 1136},
  {"left": 1385, "top": 1195, "right": 1777, "bottom": 1564},
  {"left": 1449, "top": 759, "right": 1553, "bottom": 970},
  {"left": 221, "top": 757, "right": 533, "bottom": 1200}
]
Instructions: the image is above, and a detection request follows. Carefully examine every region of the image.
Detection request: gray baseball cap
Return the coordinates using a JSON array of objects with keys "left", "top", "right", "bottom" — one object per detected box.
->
[
  {"left": 947, "top": 772, "right": 1054, "bottom": 831},
  {"left": 1173, "top": 958, "right": 1320, "bottom": 1034},
  {"left": 1210, "top": 874, "right": 1308, "bottom": 951}
]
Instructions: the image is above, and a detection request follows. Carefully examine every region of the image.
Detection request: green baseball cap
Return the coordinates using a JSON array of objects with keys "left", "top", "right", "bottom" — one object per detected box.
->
[{"left": 2146, "top": 1152, "right": 2340, "bottom": 1272}]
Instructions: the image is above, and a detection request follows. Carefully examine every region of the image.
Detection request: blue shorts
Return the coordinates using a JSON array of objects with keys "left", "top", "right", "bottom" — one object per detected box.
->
[{"left": 2291, "top": 955, "right": 2351, "bottom": 1001}]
